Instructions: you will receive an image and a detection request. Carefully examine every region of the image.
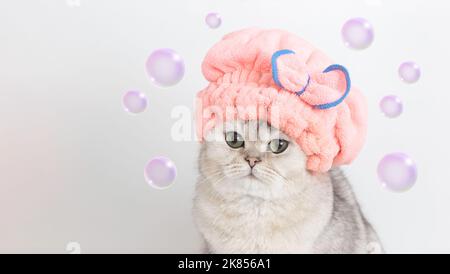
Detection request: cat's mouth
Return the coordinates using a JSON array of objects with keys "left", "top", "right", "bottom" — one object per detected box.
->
[
  {"left": 247, "top": 173, "right": 257, "bottom": 179},
  {"left": 223, "top": 166, "right": 266, "bottom": 181},
  {"left": 231, "top": 169, "right": 257, "bottom": 180},
  {"left": 246, "top": 169, "right": 262, "bottom": 180}
]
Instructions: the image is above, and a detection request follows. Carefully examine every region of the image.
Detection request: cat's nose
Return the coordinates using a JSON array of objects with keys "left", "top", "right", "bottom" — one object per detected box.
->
[{"left": 245, "top": 156, "right": 261, "bottom": 168}]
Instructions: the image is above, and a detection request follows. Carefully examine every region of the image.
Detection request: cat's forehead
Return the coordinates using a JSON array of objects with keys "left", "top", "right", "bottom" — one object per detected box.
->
[{"left": 223, "top": 120, "right": 287, "bottom": 141}]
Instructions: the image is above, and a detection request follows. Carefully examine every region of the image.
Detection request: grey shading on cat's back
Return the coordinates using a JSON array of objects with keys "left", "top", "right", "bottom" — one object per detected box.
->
[{"left": 312, "top": 168, "right": 383, "bottom": 254}]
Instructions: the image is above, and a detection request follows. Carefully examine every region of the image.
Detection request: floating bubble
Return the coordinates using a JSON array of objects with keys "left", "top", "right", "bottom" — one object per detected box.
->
[
  {"left": 399, "top": 61, "right": 421, "bottom": 83},
  {"left": 122, "top": 91, "right": 147, "bottom": 114},
  {"left": 341, "top": 17, "right": 374, "bottom": 50},
  {"left": 144, "top": 156, "right": 177, "bottom": 189},
  {"left": 205, "top": 12, "right": 222, "bottom": 29},
  {"left": 377, "top": 153, "right": 417, "bottom": 192},
  {"left": 145, "top": 48, "right": 185, "bottom": 87},
  {"left": 380, "top": 95, "right": 403, "bottom": 118}
]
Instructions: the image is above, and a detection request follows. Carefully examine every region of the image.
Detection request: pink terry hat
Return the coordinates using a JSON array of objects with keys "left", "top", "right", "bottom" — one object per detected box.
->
[{"left": 196, "top": 28, "right": 368, "bottom": 172}]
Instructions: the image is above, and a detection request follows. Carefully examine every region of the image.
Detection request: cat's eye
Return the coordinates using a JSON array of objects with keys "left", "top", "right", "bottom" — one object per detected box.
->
[
  {"left": 269, "top": 139, "right": 289, "bottom": 154},
  {"left": 225, "top": 131, "right": 244, "bottom": 149}
]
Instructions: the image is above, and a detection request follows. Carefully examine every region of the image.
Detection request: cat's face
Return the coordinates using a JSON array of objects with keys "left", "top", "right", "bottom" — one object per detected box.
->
[{"left": 199, "top": 120, "right": 310, "bottom": 199}]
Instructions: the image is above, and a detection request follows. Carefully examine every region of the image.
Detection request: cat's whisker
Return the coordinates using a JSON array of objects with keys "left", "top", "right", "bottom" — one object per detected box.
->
[
  {"left": 257, "top": 166, "right": 289, "bottom": 183},
  {"left": 201, "top": 170, "right": 223, "bottom": 179},
  {"left": 199, "top": 166, "right": 222, "bottom": 173}
]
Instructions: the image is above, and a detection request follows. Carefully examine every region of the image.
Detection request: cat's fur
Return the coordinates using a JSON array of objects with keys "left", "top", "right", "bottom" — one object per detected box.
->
[{"left": 192, "top": 120, "right": 382, "bottom": 254}]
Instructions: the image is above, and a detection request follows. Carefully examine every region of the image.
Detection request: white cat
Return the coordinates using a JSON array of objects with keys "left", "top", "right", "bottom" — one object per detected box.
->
[{"left": 193, "top": 120, "right": 382, "bottom": 254}]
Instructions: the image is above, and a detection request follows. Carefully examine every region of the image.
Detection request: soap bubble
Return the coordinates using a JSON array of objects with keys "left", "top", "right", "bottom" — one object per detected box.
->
[
  {"left": 122, "top": 91, "right": 147, "bottom": 114},
  {"left": 205, "top": 12, "right": 222, "bottom": 29},
  {"left": 145, "top": 48, "right": 185, "bottom": 87},
  {"left": 341, "top": 17, "right": 374, "bottom": 50},
  {"left": 144, "top": 156, "right": 177, "bottom": 189},
  {"left": 377, "top": 153, "right": 417, "bottom": 192},
  {"left": 399, "top": 61, "right": 421, "bottom": 83},
  {"left": 380, "top": 95, "right": 403, "bottom": 118}
]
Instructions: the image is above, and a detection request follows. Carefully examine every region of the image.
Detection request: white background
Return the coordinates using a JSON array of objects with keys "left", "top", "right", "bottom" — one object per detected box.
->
[{"left": 1, "top": 0, "right": 449, "bottom": 253}]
